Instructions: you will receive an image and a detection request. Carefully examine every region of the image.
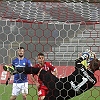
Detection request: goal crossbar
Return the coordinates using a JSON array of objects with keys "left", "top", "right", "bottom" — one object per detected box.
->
[
  {"left": 0, "top": 0, "right": 100, "bottom": 3},
  {"left": 0, "top": 1, "right": 100, "bottom": 23}
]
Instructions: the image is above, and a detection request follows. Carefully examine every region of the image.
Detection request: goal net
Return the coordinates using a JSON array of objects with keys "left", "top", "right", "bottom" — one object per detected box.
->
[{"left": 0, "top": 0, "right": 100, "bottom": 100}]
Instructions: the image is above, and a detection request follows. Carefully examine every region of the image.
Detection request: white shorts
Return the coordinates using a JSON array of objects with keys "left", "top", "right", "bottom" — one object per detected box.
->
[{"left": 12, "top": 82, "right": 28, "bottom": 96}]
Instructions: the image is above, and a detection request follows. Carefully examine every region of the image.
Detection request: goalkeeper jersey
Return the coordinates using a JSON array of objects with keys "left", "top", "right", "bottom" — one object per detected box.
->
[
  {"left": 12, "top": 57, "right": 32, "bottom": 83},
  {"left": 39, "top": 59, "right": 97, "bottom": 100},
  {"left": 81, "top": 60, "right": 88, "bottom": 69}
]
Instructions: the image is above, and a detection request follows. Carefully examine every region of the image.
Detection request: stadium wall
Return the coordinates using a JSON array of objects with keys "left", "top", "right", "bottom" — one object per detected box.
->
[{"left": 0, "top": 65, "right": 100, "bottom": 86}]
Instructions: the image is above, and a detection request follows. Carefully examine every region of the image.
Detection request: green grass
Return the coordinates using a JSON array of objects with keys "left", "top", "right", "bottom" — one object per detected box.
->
[
  {"left": 70, "top": 87, "right": 100, "bottom": 100},
  {"left": 0, "top": 84, "right": 38, "bottom": 100},
  {"left": 0, "top": 84, "right": 100, "bottom": 100}
]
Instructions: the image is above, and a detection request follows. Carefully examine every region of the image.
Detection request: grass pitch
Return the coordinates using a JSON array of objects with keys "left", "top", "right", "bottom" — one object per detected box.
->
[{"left": 0, "top": 84, "right": 100, "bottom": 100}]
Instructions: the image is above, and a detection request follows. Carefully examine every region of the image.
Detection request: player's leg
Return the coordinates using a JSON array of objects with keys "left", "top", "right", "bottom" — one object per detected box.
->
[
  {"left": 39, "top": 70, "right": 59, "bottom": 91},
  {"left": 3, "top": 65, "right": 59, "bottom": 88},
  {"left": 21, "top": 82, "right": 28, "bottom": 100},
  {"left": 40, "top": 96, "right": 45, "bottom": 100},
  {"left": 10, "top": 95, "right": 17, "bottom": 100},
  {"left": 22, "top": 93, "right": 27, "bottom": 100},
  {"left": 10, "top": 83, "right": 21, "bottom": 100},
  {"left": 16, "top": 67, "right": 40, "bottom": 74},
  {"left": 3, "top": 65, "right": 40, "bottom": 74},
  {"left": 38, "top": 88, "right": 47, "bottom": 100},
  {"left": 3, "top": 66, "right": 59, "bottom": 90}
]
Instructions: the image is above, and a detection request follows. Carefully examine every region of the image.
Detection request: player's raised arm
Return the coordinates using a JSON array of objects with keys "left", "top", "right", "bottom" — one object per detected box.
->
[{"left": 75, "top": 51, "right": 90, "bottom": 68}]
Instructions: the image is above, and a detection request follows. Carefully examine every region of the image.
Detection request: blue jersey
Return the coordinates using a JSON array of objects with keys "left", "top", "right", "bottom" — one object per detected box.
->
[{"left": 12, "top": 57, "right": 32, "bottom": 83}]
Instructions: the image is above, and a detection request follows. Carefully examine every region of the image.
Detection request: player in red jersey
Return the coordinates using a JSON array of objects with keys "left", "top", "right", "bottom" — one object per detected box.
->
[{"left": 31, "top": 53, "right": 57, "bottom": 100}]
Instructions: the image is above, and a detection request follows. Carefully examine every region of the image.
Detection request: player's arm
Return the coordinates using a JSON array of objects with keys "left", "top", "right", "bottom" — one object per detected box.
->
[
  {"left": 49, "top": 63, "right": 58, "bottom": 76},
  {"left": 75, "top": 52, "right": 90, "bottom": 69},
  {"left": 28, "top": 61, "right": 40, "bottom": 86},
  {"left": 27, "top": 60, "right": 33, "bottom": 67},
  {"left": 31, "top": 74, "right": 40, "bottom": 88},
  {"left": 31, "top": 74, "right": 37, "bottom": 84},
  {"left": 51, "top": 68, "right": 58, "bottom": 76}
]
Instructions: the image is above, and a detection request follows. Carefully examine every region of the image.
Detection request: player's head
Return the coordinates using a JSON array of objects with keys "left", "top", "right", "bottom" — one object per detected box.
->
[
  {"left": 17, "top": 47, "right": 25, "bottom": 58},
  {"left": 37, "top": 52, "right": 45, "bottom": 66},
  {"left": 89, "top": 58, "right": 100, "bottom": 72}
]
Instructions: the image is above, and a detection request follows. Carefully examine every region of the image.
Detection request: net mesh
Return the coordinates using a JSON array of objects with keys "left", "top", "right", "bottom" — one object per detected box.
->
[
  {"left": 0, "top": 1, "right": 100, "bottom": 100},
  {"left": 0, "top": 1, "right": 100, "bottom": 23}
]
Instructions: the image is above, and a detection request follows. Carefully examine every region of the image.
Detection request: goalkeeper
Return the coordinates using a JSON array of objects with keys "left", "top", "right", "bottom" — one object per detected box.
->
[{"left": 3, "top": 53, "right": 100, "bottom": 100}]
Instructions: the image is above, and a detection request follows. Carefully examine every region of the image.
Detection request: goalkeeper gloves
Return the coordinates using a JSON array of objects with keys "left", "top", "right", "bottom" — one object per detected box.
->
[
  {"left": 84, "top": 49, "right": 96, "bottom": 61},
  {"left": 6, "top": 78, "right": 10, "bottom": 85},
  {"left": 82, "top": 52, "right": 89, "bottom": 60}
]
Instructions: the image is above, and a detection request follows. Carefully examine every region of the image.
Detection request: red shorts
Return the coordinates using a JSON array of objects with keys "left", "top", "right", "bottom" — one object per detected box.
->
[{"left": 38, "top": 86, "right": 48, "bottom": 96}]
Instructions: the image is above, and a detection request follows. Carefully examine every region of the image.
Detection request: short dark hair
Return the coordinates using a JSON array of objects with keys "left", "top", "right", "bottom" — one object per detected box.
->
[
  {"left": 90, "top": 58, "right": 100, "bottom": 72},
  {"left": 18, "top": 47, "right": 24, "bottom": 50},
  {"left": 38, "top": 52, "right": 44, "bottom": 57}
]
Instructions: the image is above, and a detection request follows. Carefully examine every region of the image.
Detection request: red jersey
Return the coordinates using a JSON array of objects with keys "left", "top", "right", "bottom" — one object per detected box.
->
[{"left": 34, "top": 62, "right": 56, "bottom": 89}]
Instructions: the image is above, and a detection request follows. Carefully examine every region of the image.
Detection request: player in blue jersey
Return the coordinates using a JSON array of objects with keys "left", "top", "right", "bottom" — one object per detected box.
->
[{"left": 6, "top": 47, "right": 32, "bottom": 100}]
